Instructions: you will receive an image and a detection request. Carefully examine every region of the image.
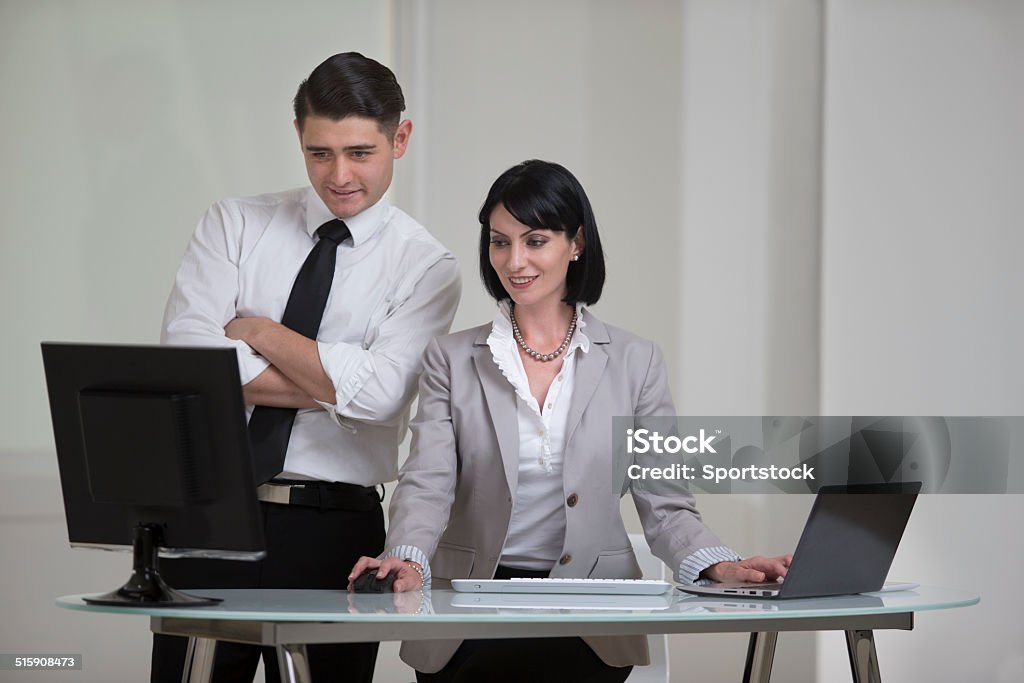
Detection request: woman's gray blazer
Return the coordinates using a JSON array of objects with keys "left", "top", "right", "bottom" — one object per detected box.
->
[{"left": 386, "top": 313, "right": 728, "bottom": 672}]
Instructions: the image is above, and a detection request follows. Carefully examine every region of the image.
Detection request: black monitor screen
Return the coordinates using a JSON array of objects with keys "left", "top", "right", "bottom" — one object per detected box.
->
[{"left": 41, "top": 343, "right": 264, "bottom": 560}]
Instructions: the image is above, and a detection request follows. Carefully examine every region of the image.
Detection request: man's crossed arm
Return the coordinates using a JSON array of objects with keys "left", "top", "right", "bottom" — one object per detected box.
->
[{"left": 225, "top": 317, "right": 330, "bottom": 409}]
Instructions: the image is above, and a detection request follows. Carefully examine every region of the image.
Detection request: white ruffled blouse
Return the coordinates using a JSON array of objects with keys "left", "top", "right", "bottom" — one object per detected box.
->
[{"left": 488, "top": 300, "right": 589, "bottom": 570}]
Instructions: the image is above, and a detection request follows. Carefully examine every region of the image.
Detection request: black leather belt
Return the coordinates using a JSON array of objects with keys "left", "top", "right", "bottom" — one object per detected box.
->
[{"left": 256, "top": 479, "right": 382, "bottom": 511}]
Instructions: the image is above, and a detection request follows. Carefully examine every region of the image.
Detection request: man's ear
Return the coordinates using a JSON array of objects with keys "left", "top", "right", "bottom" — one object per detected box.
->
[{"left": 392, "top": 119, "right": 413, "bottom": 159}]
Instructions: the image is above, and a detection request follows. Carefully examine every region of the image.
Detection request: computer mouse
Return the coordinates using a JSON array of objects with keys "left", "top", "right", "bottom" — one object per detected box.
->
[{"left": 352, "top": 568, "right": 396, "bottom": 593}]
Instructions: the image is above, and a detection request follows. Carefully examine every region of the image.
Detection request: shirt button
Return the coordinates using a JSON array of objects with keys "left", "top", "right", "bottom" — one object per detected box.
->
[
  {"left": 559, "top": 554, "right": 572, "bottom": 565},
  {"left": 557, "top": 376, "right": 563, "bottom": 382},
  {"left": 546, "top": 403, "right": 553, "bottom": 410},
  {"left": 567, "top": 493, "right": 579, "bottom": 507}
]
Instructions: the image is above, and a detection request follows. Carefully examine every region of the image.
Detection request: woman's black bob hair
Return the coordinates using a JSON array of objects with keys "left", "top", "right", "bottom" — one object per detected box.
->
[{"left": 478, "top": 160, "right": 606, "bottom": 305}]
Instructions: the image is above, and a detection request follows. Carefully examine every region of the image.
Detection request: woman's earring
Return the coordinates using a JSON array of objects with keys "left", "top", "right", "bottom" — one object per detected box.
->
[{"left": 572, "top": 255, "right": 580, "bottom": 261}]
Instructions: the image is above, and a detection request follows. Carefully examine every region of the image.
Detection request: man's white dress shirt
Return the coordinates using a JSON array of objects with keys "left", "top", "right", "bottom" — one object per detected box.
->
[{"left": 162, "top": 187, "right": 460, "bottom": 486}]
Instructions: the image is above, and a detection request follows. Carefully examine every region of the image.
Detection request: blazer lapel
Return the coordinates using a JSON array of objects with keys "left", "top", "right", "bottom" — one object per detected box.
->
[
  {"left": 565, "top": 315, "right": 610, "bottom": 449},
  {"left": 471, "top": 326, "right": 520, "bottom": 494}
]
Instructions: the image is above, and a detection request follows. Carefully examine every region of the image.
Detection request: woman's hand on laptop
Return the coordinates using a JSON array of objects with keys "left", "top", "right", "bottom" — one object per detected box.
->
[{"left": 701, "top": 554, "right": 793, "bottom": 584}]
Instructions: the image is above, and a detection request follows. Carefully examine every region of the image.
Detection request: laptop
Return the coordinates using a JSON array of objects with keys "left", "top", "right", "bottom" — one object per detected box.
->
[{"left": 678, "top": 482, "right": 921, "bottom": 599}]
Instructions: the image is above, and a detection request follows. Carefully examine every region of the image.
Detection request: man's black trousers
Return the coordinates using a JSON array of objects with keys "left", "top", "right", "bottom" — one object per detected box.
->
[{"left": 151, "top": 499, "right": 385, "bottom": 683}]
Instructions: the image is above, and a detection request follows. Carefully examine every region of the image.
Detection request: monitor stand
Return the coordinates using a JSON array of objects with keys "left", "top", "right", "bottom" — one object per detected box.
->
[{"left": 83, "top": 524, "right": 222, "bottom": 607}]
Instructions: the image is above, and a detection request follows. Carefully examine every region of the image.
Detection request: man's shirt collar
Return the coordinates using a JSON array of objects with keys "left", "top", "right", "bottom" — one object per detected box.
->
[{"left": 304, "top": 187, "right": 390, "bottom": 247}]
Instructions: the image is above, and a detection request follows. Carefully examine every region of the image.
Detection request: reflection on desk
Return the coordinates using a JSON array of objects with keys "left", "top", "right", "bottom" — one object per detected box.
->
[
  {"left": 675, "top": 592, "right": 887, "bottom": 613},
  {"left": 56, "top": 586, "right": 979, "bottom": 683},
  {"left": 57, "top": 585, "right": 975, "bottom": 623}
]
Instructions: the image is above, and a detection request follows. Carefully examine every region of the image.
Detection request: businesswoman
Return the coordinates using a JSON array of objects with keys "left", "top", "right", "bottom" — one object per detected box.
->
[{"left": 349, "top": 160, "right": 789, "bottom": 682}]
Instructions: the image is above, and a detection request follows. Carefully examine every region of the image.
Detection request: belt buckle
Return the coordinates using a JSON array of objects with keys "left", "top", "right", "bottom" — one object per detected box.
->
[
  {"left": 257, "top": 481, "right": 306, "bottom": 506},
  {"left": 286, "top": 482, "right": 308, "bottom": 507}
]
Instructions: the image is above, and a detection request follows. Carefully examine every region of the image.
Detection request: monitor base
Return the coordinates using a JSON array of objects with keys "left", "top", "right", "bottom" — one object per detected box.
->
[{"left": 83, "top": 523, "right": 222, "bottom": 608}]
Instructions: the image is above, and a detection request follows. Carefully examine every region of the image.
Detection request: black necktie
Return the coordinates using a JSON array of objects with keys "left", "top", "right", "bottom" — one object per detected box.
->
[{"left": 247, "top": 219, "right": 351, "bottom": 484}]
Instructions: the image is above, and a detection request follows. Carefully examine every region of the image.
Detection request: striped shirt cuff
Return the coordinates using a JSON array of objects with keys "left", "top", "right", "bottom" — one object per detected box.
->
[
  {"left": 678, "top": 546, "right": 742, "bottom": 586},
  {"left": 382, "top": 545, "right": 432, "bottom": 586}
]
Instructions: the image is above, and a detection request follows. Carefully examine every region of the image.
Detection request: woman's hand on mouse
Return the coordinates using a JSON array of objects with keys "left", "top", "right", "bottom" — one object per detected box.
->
[{"left": 347, "top": 556, "right": 425, "bottom": 592}]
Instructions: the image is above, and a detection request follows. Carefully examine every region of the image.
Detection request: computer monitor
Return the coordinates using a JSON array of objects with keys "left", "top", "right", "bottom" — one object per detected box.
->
[{"left": 41, "top": 342, "right": 265, "bottom": 607}]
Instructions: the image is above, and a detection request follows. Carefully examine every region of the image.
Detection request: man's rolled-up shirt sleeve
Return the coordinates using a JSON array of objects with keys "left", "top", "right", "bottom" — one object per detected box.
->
[
  {"left": 161, "top": 200, "right": 271, "bottom": 384},
  {"left": 315, "top": 257, "right": 461, "bottom": 425}
]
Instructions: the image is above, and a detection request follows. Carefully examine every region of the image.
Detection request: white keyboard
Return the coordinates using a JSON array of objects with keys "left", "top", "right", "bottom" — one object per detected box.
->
[
  {"left": 451, "top": 592, "right": 673, "bottom": 610},
  {"left": 450, "top": 578, "right": 672, "bottom": 596}
]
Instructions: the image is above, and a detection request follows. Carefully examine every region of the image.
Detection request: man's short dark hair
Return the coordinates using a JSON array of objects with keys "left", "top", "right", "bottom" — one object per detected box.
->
[
  {"left": 478, "top": 160, "right": 606, "bottom": 306},
  {"left": 294, "top": 52, "right": 405, "bottom": 138}
]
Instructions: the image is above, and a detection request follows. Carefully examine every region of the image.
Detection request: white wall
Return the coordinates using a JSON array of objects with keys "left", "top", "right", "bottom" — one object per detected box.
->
[
  {"left": 0, "top": 0, "right": 391, "bottom": 453},
  {"left": 676, "top": 0, "right": 825, "bottom": 678},
  {"left": 817, "top": 1, "right": 1024, "bottom": 681}
]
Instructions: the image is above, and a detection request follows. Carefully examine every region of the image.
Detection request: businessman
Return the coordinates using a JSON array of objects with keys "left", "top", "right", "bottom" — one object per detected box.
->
[{"left": 155, "top": 52, "right": 460, "bottom": 682}]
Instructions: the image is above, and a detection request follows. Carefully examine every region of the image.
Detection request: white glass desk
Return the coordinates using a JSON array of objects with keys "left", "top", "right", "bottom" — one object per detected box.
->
[{"left": 56, "top": 585, "right": 978, "bottom": 683}]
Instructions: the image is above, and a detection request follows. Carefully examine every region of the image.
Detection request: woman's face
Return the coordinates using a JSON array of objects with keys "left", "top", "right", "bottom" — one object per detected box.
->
[{"left": 488, "top": 204, "right": 582, "bottom": 310}]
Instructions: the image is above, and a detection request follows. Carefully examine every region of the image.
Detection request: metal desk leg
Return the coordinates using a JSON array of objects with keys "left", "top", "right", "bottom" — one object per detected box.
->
[
  {"left": 846, "top": 629, "right": 882, "bottom": 683},
  {"left": 181, "top": 637, "right": 216, "bottom": 683},
  {"left": 277, "top": 643, "right": 313, "bottom": 683},
  {"left": 743, "top": 631, "right": 778, "bottom": 683}
]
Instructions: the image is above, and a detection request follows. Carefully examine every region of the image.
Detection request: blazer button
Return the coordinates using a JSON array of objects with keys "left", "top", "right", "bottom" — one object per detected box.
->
[
  {"left": 566, "top": 493, "right": 579, "bottom": 507},
  {"left": 559, "top": 554, "right": 572, "bottom": 565}
]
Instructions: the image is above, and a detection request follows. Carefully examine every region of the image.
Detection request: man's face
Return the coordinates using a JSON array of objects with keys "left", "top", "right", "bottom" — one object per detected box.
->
[{"left": 297, "top": 114, "right": 411, "bottom": 219}]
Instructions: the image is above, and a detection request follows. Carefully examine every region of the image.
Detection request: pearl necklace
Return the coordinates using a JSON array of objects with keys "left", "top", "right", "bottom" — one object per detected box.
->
[{"left": 509, "top": 304, "right": 578, "bottom": 362}]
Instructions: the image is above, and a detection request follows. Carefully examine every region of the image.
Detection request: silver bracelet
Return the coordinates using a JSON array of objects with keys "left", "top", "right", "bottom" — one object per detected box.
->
[{"left": 403, "top": 558, "right": 425, "bottom": 587}]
